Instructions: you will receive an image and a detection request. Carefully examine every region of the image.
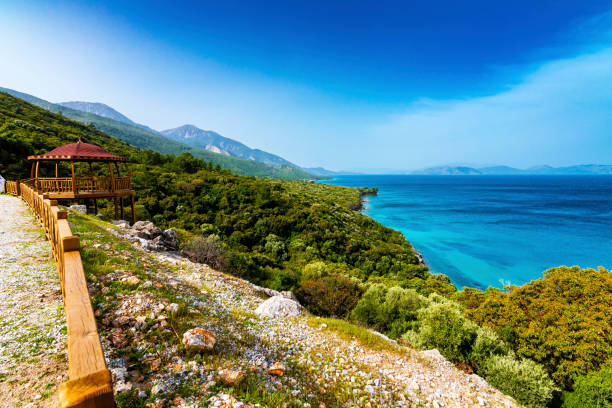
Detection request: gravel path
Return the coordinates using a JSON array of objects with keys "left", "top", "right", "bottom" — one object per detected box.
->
[{"left": 0, "top": 195, "right": 67, "bottom": 408}]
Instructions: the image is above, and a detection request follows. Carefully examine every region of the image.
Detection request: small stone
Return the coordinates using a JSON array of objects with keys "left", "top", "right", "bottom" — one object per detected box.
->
[
  {"left": 69, "top": 204, "right": 87, "bottom": 214},
  {"left": 182, "top": 327, "right": 215, "bottom": 351},
  {"left": 218, "top": 369, "right": 244, "bottom": 385},
  {"left": 111, "top": 329, "right": 127, "bottom": 347},
  {"left": 268, "top": 362, "right": 285, "bottom": 377},
  {"left": 127, "top": 276, "right": 141, "bottom": 285},
  {"left": 150, "top": 358, "right": 161, "bottom": 371}
]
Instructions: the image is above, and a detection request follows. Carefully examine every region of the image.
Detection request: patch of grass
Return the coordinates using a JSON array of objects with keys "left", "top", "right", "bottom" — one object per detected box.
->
[{"left": 309, "top": 317, "right": 405, "bottom": 353}]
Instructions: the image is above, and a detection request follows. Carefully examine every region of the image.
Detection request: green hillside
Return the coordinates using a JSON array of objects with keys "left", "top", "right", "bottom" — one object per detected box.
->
[{"left": 0, "top": 88, "right": 318, "bottom": 180}]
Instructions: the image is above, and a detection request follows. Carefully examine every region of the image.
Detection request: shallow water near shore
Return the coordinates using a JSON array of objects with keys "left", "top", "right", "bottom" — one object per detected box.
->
[{"left": 322, "top": 175, "right": 612, "bottom": 289}]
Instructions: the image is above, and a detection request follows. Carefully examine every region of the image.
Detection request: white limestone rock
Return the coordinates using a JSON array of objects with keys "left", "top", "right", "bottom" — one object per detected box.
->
[{"left": 255, "top": 295, "right": 304, "bottom": 318}]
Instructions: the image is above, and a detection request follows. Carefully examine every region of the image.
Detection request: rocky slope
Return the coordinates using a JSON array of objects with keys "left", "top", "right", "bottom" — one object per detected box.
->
[{"left": 71, "top": 212, "right": 519, "bottom": 408}]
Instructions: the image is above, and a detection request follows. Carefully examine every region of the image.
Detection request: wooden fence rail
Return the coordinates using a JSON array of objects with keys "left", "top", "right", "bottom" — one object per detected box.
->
[{"left": 5, "top": 182, "right": 115, "bottom": 408}]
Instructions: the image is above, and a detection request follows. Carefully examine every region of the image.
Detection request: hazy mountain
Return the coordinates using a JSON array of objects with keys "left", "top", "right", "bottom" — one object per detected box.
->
[
  {"left": 478, "top": 165, "right": 525, "bottom": 175},
  {"left": 58, "top": 101, "right": 135, "bottom": 124},
  {"left": 301, "top": 167, "right": 342, "bottom": 177},
  {"left": 161, "top": 124, "right": 297, "bottom": 168},
  {"left": 57, "top": 101, "right": 160, "bottom": 134},
  {"left": 0, "top": 87, "right": 319, "bottom": 180},
  {"left": 413, "top": 165, "right": 612, "bottom": 175},
  {"left": 412, "top": 166, "right": 483, "bottom": 175}
]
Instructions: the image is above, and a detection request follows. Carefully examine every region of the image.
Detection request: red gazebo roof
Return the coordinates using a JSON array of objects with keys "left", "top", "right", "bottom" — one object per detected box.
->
[{"left": 27, "top": 142, "right": 128, "bottom": 162}]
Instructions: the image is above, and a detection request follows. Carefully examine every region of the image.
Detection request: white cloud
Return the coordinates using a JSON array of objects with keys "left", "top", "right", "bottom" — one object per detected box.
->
[{"left": 367, "top": 47, "right": 612, "bottom": 169}]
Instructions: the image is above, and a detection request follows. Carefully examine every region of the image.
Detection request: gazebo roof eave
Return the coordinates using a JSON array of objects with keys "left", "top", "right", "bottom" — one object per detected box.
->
[{"left": 27, "top": 155, "right": 129, "bottom": 162}]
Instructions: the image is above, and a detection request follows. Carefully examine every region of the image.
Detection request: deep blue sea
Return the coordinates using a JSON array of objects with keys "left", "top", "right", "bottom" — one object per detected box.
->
[{"left": 322, "top": 175, "right": 612, "bottom": 290}]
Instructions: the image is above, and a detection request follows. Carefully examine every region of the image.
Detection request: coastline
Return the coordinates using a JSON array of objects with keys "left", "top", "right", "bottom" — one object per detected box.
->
[{"left": 354, "top": 188, "right": 428, "bottom": 267}]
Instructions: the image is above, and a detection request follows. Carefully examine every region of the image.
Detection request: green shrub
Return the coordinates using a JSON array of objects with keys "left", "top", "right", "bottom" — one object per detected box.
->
[
  {"left": 183, "top": 234, "right": 228, "bottom": 271},
  {"left": 470, "top": 326, "right": 508, "bottom": 370},
  {"left": 564, "top": 362, "right": 612, "bottom": 408},
  {"left": 351, "top": 284, "right": 428, "bottom": 336},
  {"left": 264, "top": 233, "right": 287, "bottom": 261},
  {"left": 483, "top": 354, "right": 557, "bottom": 408},
  {"left": 297, "top": 274, "right": 363, "bottom": 317},
  {"left": 302, "top": 261, "right": 330, "bottom": 280},
  {"left": 379, "top": 287, "right": 428, "bottom": 338},
  {"left": 416, "top": 300, "right": 478, "bottom": 363}
]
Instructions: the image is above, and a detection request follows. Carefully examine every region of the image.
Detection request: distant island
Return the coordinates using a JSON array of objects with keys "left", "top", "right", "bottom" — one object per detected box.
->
[{"left": 411, "top": 164, "right": 612, "bottom": 175}]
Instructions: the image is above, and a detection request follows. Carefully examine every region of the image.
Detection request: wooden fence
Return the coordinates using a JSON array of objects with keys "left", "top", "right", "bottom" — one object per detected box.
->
[{"left": 6, "top": 182, "right": 115, "bottom": 408}]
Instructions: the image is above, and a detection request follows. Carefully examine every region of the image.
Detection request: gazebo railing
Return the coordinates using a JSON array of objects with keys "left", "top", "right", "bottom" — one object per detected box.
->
[
  {"left": 76, "top": 177, "right": 112, "bottom": 193},
  {"left": 37, "top": 177, "right": 73, "bottom": 193},
  {"left": 114, "top": 176, "right": 131, "bottom": 191},
  {"left": 31, "top": 177, "right": 132, "bottom": 194}
]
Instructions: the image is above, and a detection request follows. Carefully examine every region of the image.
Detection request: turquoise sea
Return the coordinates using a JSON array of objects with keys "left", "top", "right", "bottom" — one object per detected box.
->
[{"left": 322, "top": 175, "right": 612, "bottom": 290}]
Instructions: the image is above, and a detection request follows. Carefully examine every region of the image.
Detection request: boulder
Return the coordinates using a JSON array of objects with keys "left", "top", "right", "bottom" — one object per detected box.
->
[
  {"left": 69, "top": 204, "right": 87, "bottom": 214},
  {"left": 255, "top": 295, "right": 303, "bottom": 318},
  {"left": 182, "top": 328, "right": 215, "bottom": 352},
  {"left": 112, "top": 219, "right": 130, "bottom": 228},
  {"left": 162, "top": 229, "right": 179, "bottom": 249},
  {"left": 267, "top": 362, "right": 285, "bottom": 376},
  {"left": 130, "top": 221, "right": 162, "bottom": 240},
  {"left": 96, "top": 213, "right": 105, "bottom": 220}
]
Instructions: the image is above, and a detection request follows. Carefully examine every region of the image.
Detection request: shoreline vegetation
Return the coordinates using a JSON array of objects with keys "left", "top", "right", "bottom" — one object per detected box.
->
[{"left": 2, "top": 91, "right": 610, "bottom": 407}]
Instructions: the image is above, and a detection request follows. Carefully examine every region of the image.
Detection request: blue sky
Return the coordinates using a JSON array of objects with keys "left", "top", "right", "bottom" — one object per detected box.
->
[{"left": 1, "top": 1, "right": 611, "bottom": 171}]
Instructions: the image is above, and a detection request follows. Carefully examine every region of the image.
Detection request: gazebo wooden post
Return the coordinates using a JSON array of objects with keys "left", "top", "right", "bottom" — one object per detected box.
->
[
  {"left": 35, "top": 160, "right": 40, "bottom": 191},
  {"left": 30, "top": 161, "right": 35, "bottom": 178},
  {"left": 107, "top": 162, "right": 117, "bottom": 220},
  {"left": 88, "top": 162, "right": 97, "bottom": 214},
  {"left": 55, "top": 162, "right": 59, "bottom": 177},
  {"left": 120, "top": 197, "right": 124, "bottom": 220},
  {"left": 70, "top": 161, "right": 77, "bottom": 199}
]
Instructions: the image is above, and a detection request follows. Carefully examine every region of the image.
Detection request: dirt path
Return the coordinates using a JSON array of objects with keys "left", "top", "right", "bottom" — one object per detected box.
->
[{"left": 0, "top": 194, "right": 67, "bottom": 408}]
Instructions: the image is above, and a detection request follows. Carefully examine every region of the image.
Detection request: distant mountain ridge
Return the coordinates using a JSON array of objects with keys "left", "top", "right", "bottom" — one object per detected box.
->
[
  {"left": 412, "top": 164, "right": 612, "bottom": 175},
  {"left": 0, "top": 87, "right": 320, "bottom": 180},
  {"left": 58, "top": 101, "right": 135, "bottom": 125},
  {"left": 161, "top": 124, "right": 296, "bottom": 168}
]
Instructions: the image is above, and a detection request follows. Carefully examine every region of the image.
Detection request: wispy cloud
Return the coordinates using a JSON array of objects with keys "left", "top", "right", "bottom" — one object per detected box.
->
[{"left": 367, "top": 47, "right": 612, "bottom": 170}]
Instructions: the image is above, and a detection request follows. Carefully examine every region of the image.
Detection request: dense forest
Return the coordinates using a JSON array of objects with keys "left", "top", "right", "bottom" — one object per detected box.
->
[{"left": 1, "top": 91, "right": 610, "bottom": 407}]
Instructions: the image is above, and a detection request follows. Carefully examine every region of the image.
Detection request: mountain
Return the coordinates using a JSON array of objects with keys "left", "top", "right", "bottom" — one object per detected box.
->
[
  {"left": 412, "top": 166, "right": 482, "bottom": 175},
  {"left": 301, "top": 167, "right": 342, "bottom": 177},
  {"left": 0, "top": 87, "right": 319, "bottom": 180},
  {"left": 412, "top": 164, "right": 612, "bottom": 175},
  {"left": 161, "top": 124, "right": 296, "bottom": 168},
  {"left": 58, "top": 101, "right": 160, "bottom": 134},
  {"left": 58, "top": 101, "right": 136, "bottom": 125}
]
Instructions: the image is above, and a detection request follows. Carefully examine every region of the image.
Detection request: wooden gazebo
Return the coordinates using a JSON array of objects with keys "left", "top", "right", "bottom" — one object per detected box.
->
[{"left": 27, "top": 142, "right": 136, "bottom": 223}]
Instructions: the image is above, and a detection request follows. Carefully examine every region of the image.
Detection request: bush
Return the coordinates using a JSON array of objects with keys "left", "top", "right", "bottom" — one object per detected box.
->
[
  {"left": 264, "top": 233, "right": 287, "bottom": 261},
  {"left": 564, "top": 362, "right": 612, "bottom": 408},
  {"left": 297, "top": 274, "right": 363, "bottom": 317},
  {"left": 351, "top": 284, "right": 429, "bottom": 336},
  {"left": 483, "top": 354, "right": 557, "bottom": 408},
  {"left": 416, "top": 300, "right": 478, "bottom": 363},
  {"left": 380, "top": 287, "right": 428, "bottom": 338},
  {"left": 470, "top": 326, "right": 508, "bottom": 370},
  {"left": 183, "top": 234, "right": 228, "bottom": 271},
  {"left": 350, "top": 283, "right": 387, "bottom": 329}
]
